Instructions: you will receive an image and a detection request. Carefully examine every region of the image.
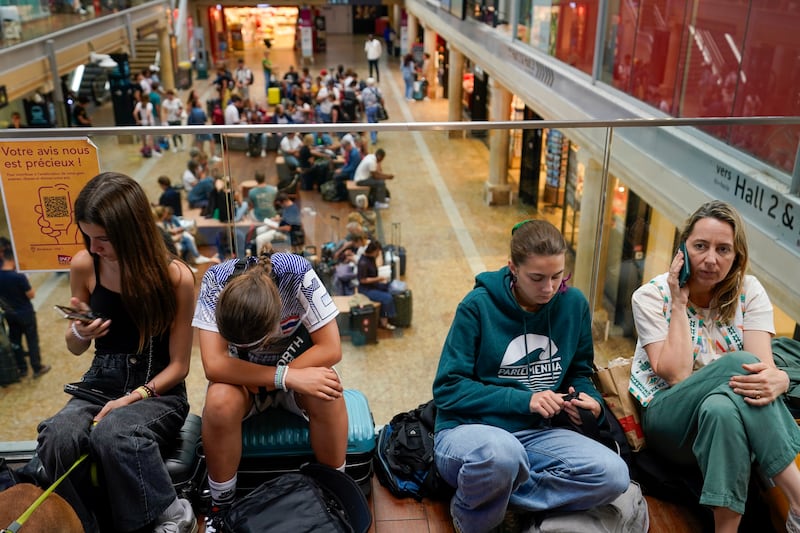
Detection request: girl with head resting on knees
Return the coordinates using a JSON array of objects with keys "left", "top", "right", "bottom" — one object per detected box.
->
[
  {"left": 433, "top": 219, "right": 630, "bottom": 533},
  {"left": 630, "top": 200, "right": 800, "bottom": 533},
  {"left": 36, "top": 172, "right": 197, "bottom": 533},
  {"left": 193, "top": 252, "right": 348, "bottom": 533}
]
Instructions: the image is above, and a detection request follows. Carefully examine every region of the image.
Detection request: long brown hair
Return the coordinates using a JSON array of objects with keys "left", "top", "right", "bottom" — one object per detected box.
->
[
  {"left": 679, "top": 200, "right": 748, "bottom": 323},
  {"left": 74, "top": 172, "right": 177, "bottom": 352},
  {"left": 216, "top": 255, "right": 282, "bottom": 346}
]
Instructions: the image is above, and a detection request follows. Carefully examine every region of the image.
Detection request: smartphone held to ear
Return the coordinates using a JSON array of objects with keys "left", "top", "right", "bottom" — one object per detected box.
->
[
  {"left": 678, "top": 242, "right": 691, "bottom": 287},
  {"left": 54, "top": 305, "right": 103, "bottom": 323}
]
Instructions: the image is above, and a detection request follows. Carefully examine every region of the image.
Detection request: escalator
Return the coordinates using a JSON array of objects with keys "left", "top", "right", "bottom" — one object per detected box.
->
[{"left": 66, "top": 61, "right": 112, "bottom": 105}]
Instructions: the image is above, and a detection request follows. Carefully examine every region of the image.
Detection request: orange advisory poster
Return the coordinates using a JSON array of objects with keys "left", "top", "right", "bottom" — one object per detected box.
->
[{"left": 0, "top": 138, "right": 99, "bottom": 272}]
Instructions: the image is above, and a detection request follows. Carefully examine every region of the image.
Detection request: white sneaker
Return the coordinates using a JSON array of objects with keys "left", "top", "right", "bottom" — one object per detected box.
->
[
  {"left": 154, "top": 498, "right": 198, "bottom": 533},
  {"left": 374, "top": 201, "right": 390, "bottom": 209},
  {"left": 195, "top": 255, "right": 213, "bottom": 264},
  {"left": 171, "top": 147, "right": 178, "bottom": 153},
  {"left": 152, "top": 150, "right": 163, "bottom": 157},
  {"left": 260, "top": 150, "right": 267, "bottom": 158},
  {"left": 77, "top": 7, "right": 88, "bottom": 15},
  {"left": 211, "top": 155, "right": 222, "bottom": 163}
]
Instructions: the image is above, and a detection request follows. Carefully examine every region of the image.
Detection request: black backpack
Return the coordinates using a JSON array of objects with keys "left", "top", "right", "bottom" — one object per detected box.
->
[
  {"left": 224, "top": 463, "right": 372, "bottom": 533},
  {"left": 373, "top": 400, "right": 454, "bottom": 501}
]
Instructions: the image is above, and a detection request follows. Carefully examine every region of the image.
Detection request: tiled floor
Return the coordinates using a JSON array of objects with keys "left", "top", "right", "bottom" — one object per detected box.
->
[{"left": 0, "top": 26, "right": 710, "bottom": 533}]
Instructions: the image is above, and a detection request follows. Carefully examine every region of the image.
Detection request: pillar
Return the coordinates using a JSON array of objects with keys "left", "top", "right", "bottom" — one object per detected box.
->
[
  {"left": 423, "top": 29, "right": 438, "bottom": 97},
  {"left": 484, "top": 77, "right": 512, "bottom": 205},
  {"left": 447, "top": 45, "right": 464, "bottom": 138},
  {"left": 573, "top": 157, "right": 613, "bottom": 309},
  {"left": 407, "top": 13, "right": 418, "bottom": 53},
  {"left": 642, "top": 209, "right": 677, "bottom": 284},
  {"left": 393, "top": 4, "right": 402, "bottom": 36},
  {"left": 158, "top": 27, "right": 175, "bottom": 92}
]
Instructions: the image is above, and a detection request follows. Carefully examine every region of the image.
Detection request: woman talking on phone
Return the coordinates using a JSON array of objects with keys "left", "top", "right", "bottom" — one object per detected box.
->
[
  {"left": 629, "top": 200, "right": 800, "bottom": 533},
  {"left": 36, "top": 172, "right": 197, "bottom": 533}
]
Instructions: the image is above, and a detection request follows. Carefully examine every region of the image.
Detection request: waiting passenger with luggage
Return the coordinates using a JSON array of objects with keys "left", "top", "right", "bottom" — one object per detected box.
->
[
  {"left": 356, "top": 241, "right": 396, "bottom": 331},
  {"left": 432, "top": 219, "right": 629, "bottom": 533},
  {"left": 37, "top": 172, "right": 197, "bottom": 532},
  {"left": 629, "top": 200, "right": 800, "bottom": 533},
  {"left": 194, "top": 252, "right": 348, "bottom": 533}
]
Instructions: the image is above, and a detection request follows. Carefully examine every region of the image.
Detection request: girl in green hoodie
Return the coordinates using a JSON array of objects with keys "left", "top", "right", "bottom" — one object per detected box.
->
[{"left": 432, "top": 219, "right": 629, "bottom": 533}]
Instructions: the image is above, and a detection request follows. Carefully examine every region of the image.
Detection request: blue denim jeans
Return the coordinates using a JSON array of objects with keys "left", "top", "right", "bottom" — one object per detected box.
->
[
  {"left": 435, "top": 424, "right": 629, "bottom": 533},
  {"left": 37, "top": 352, "right": 188, "bottom": 532},
  {"left": 404, "top": 76, "right": 415, "bottom": 99},
  {"left": 365, "top": 104, "right": 379, "bottom": 144},
  {"left": 360, "top": 287, "right": 395, "bottom": 317}
]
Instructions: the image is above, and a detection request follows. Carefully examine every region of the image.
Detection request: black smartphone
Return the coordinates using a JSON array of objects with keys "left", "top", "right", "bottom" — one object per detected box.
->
[
  {"left": 64, "top": 382, "right": 116, "bottom": 405},
  {"left": 54, "top": 305, "right": 103, "bottom": 323},
  {"left": 678, "top": 242, "right": 691, "bottom": 287}
]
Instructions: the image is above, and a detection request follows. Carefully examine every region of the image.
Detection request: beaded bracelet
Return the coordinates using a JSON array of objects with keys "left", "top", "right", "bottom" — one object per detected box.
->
[
  {"left": 134, "top": 386, "right": 153, "bottom": 400},
  {"left": 274, "top": 366, "right": 288, "bottom": 392},
  {"left": 71, "top": 322, "right": 90, "bottom": 342}
]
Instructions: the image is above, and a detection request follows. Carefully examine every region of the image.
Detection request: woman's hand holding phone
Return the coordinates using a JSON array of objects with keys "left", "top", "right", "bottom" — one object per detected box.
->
[
  {"left": 678, "top": 242, "right": 691, "bottom": 288},
  {"left": 62, "top": 297, "right": 111, "bottom": 343},
  {"left": 54, "top": 304, "right": 102, "bottom": 323}
]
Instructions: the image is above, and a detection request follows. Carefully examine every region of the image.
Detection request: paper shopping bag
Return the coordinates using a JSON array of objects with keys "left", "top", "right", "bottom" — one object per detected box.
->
[{"left": 595, "top": 357, "right": 646, "bottom": 451}]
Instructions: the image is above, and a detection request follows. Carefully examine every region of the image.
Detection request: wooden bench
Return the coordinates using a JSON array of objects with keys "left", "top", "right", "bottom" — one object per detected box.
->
[
  {"left": 222, "top": 133, "right": 248, "bottom": 152},
  {"left": 346, "top": 181, "right": 370, "bottom": 207}
]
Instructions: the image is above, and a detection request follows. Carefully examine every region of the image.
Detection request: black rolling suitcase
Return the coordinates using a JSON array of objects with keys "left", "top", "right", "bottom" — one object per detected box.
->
[
  {"left": 390, "top": 289, "right": 412, "bottom": 328},
  {"left": 246, "top": 133, "right": 262, "bottom": 157},
  {"left": 384, "top": 222, "right": 406, "bottom": 278},
  {"left": 350, "top": 304, "right": 378, "bottom": 346}
]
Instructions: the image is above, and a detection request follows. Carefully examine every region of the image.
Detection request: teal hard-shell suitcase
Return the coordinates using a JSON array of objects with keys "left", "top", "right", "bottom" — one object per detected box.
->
[{"left": 237, "top": 389, "right": 376, "bottom": 494}]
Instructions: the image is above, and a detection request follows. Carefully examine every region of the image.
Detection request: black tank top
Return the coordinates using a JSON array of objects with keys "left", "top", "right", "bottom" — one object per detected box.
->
[{"left": 90, "top": 255, "right": 169, "bottom": 356}]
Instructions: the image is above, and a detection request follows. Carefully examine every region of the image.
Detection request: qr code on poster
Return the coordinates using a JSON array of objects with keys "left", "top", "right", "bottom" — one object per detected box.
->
[{"left": 43, "top": 195, "right": 70, "bottom": 218}]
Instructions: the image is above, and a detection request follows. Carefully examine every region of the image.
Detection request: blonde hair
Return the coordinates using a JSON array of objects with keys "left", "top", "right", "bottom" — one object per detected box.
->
[{"left": 679, "top": 201, "right": 748, "bottom": 323}]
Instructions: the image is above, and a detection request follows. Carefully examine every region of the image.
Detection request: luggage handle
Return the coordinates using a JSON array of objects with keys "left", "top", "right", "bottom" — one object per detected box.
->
[
  {"left": 391, "top": 222, "right": 401, "bottom": 247},
  {"left": 331, "top": 215, "right": 340, "bottom": 242}
]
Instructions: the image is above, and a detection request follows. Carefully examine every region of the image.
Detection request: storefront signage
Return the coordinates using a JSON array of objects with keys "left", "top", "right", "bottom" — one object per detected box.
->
[
  {"left": 505, "top": 47, "right": 554, "bottom": 87},
  {"left": 711, "top": 162, "right": 800, "bottom": 251},
  {"left": 0, "top": 138, "right": 99, "bottom": 272}
]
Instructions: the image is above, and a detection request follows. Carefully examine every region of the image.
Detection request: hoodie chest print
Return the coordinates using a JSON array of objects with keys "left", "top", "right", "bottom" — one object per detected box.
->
[{"left": 498, "top": 333, "right": 561, "bottom": 391}]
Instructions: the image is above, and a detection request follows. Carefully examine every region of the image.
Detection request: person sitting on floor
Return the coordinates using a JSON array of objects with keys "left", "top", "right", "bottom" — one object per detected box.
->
[
  {"left": 357, "top": 241, "right": 396, "bottom": 330},
  {"left": 432, "top": 219, "right": 629, "bottom": 533}
]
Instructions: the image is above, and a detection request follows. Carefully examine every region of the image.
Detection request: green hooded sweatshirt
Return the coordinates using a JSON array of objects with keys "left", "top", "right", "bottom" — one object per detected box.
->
[{"left": 433, "top": 265, "right": 600, "bottom": 434}]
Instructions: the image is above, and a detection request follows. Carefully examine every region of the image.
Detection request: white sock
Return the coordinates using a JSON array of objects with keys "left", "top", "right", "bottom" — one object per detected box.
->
[{"left": 209, "top": 475, "right": 237, "bottom": 506}]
